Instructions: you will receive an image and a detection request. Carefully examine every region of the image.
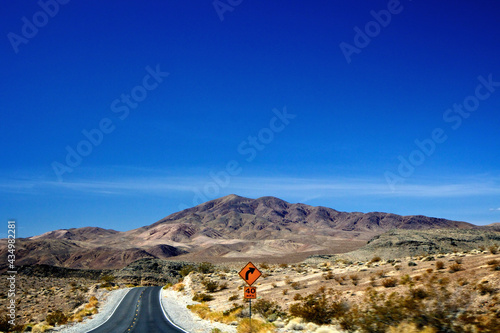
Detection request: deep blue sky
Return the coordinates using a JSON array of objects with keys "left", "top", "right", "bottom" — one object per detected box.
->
[{"left": 2, "top": 1, "right": 500, "bottom": 237}]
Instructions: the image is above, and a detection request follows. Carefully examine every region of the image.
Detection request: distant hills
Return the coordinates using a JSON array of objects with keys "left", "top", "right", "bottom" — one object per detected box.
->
[
  {"left": 342, "top": 228, "right": 500, "bottom": 261},
  {"left": 1, "top": 194, "right": 493, "bottom": 270}
]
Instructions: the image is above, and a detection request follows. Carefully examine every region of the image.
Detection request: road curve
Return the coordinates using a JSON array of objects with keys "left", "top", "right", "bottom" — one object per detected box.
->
[{"left": 87, "top": 286, "right": 186, "bottom": 333}]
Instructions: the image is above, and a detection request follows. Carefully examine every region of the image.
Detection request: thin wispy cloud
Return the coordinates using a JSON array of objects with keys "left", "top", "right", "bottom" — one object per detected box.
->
[
  {"left": 2, "top": 174, "right": 500, "bottom": 200},
  {"left": 490, "top": 208, "right": 500, "bottom": 211}
]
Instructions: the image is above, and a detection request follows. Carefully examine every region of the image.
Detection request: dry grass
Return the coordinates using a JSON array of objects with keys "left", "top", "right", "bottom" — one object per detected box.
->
[
  {"left": 187, "top": 303, "right": 240, "bottom": 324},
  {"left": 236, "top": 318, "right": 276, "bottom": 333},
  {"left": 382, "top": 277, "right": 398, "bottom": 288},
  {"left": 387, "top": 322, "right": 437, "bottom": 333}
]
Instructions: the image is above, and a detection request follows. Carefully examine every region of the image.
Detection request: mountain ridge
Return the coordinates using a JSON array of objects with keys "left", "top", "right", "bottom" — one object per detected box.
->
[{"left": 1, "top": 194, "right": 483, "bottom": 270}]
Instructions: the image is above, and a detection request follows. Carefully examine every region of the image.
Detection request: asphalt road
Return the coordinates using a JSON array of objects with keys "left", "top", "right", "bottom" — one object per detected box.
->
[{"left": 87, "top": 286, "right": 186, "bottom": 333}]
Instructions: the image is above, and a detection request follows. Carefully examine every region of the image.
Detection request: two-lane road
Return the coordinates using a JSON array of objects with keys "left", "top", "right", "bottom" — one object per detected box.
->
[{"left": 88, "top": 286, "right": 186, "bottom": 333}]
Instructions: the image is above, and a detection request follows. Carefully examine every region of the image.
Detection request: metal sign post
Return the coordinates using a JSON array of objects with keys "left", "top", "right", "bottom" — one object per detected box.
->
[
  {"left": 249, "top": 298, "right": 252, "bottom": 332},
  {"left": 239, "top": 262, "right": 262, "bottom": 333}
]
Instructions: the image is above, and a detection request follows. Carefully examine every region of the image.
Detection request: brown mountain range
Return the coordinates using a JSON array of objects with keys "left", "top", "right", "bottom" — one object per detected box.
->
[{"left": 1, "top": 194, "right": 480, "bottom": 269}]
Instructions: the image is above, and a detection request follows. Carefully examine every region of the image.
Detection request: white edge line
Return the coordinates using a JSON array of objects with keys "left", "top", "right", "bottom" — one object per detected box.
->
[
  {"left": 159, "top": 286, "right": 190, "bottom": 333},
  {"left": 84, "top": 287, "right": 132, "bottom": 333}
]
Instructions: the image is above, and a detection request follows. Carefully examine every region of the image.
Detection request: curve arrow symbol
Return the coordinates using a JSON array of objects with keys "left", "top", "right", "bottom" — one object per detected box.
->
[{"left": 245, "top": 267, "right": 255, "bottom": 281}]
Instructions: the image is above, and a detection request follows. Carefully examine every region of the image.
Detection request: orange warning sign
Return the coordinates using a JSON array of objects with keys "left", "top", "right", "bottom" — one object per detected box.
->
[
  {"left": 238, "top": 262, "right": 262, "bottom": 286},
  {"left": 244, "top": 286, "right": 257, "bottom": 299}
]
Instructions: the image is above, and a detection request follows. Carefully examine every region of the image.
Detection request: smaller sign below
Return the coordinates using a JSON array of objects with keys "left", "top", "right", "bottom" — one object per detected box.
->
[{"left": 244, "top": 286, "right": 257, "bottom": 299}]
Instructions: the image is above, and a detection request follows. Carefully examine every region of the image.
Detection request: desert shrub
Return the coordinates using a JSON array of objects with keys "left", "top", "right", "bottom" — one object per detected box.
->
[
  {"left": 350, "top": 274, "right": 360, "bottom": 286},
  {"left": 32, "top": 324, "right": 55, "bottom": 333},
  {"left": 345, "top": 277, "right": 497, "bottom": 333},
  {"left": 394, "top": 265, "right": 401, "bottom": 271},
  {"left": 101, "top": 274, "right": 115, "bottom": 283},
  {"left": 99, "top": 274, "right": 115, "bottom": 288},
  {"left": 237, "top": 318, "right": 276, "bottom": 333},
  {"left": 370, "top": 256, "right": 382, "bottom": 263},
  {"left": 377, "top": 270, "right": 386, "bottom": 278},
  {"left": 476, "top": 282, "right": 496, "bottom": 295},
  {"left": 448, "top": 263, "right": 463, "bottom": 273},
  {"left": 323, "top": 271, "right": 334, "bottom": 280},
  {"left": 0, "top": 315, "right": 25, "bottom": 332},
  {"left": 260, "top": 262, "right": 269, "bottom": 269},
  {"left": 437, "top": 277, "right": 450, "bottom": 286},
  {"left": 352, "top": 289, "right": 406, "bottom": 331},
  {"left": 348, "top": 286, "right": 451, "bottom": 332},
  {"left": 382, "top": 277, "right": 398, "bottom": 288},
  {"left": 282, "top": 289, "right": 288, "bottom": 295},
  {"left": 426, "top": 268, "right": 433, "bottom": 274},
  {"left": 400, "top": 274, "right": 412, "bottom": 285},
  {"left": 410, "top": 287, "right": 429, "bottom": 300},
  {"left": 188, "top": 303, "right": 237, "bottom": 323},
  {"left": 454, "top": 258, "right": 463, "bottom": 264},
  {"left": 223, "top": 304, "right": 243, "bottom": 317},
  {"left": 202, "top": 279, "right": 219, "bottom": 293},
  {"left": 289, "top": 290, "right": 345, "bottom": 325},
  {"left": 435, "top": 261, "right": 445, "bottom": 270},
  {"left": 72, "top": 293, "right": 86, "bottom": 308},
  {"left": 212, "top": 329, "right": 222, "bottom": 333},
  {"left": 486, "top": 259, "right": 498, "bottom": 265},
  {"left": 228, "top": 294, "right": 238, "bottom": 301},
  {"left": 294, "top": 293, "right": 302, "bottom": 300},
  {"left": 46, "top": 310, "right": 68, "bottom": 325},
  {"left": 86, "top": 296, "right": 98, "bottom": 309},
  {"left": 252, "top": 298, "right": 285, "bottom": 319},
  {"left": 192, "top": 293, "right": 214, "bottom": 302},
  {"left": 173, "top": 283, "right": 185, "bottom": 292},
  {"left": 489, "top": 245, "right": 498, "bottom": 254},
  {"left": 387, "top": 322, "right": 437, "bottom": 333},
  {"left": 180, "top": 265, "right": 196, "bottom": 277},
  {"left": 187, "top": 303, "right": 210, "bottom": 318},
  {"left": 294, "top": 265, "right": 306, "bottom": 273},
  {"left": 290, "top": 281, "right": 302, "bottom": 290},
  {"left": 198, "top": 262, "right": 215, "bottom": 274},
  {"left": 279, "top": 263, "right": 288, "bottom": 268},
  {"left": 408, "top": 261, "right": 417, "bottom": 267},
  {"left": 334, "top": 275, "right": 347, "bottom": 285}
]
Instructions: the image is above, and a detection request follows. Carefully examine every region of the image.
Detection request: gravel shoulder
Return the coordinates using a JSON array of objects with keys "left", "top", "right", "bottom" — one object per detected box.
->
[
  {"left": 53, "top": 287, "right": 131, "bottom": 333},
  {"left": 160, "top": 277, "right": 237, "bottom": 333}
]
